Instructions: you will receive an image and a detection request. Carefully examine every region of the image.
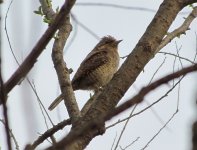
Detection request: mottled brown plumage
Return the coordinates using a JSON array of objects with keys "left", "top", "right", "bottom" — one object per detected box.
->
[{"left": 48, "top": 36, "right": 121, "bottom": 110}]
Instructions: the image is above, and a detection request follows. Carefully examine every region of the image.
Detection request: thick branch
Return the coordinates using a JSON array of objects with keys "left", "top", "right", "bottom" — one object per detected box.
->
[{"left": 52, "top": 16, "right": 81, "bottom": 124}]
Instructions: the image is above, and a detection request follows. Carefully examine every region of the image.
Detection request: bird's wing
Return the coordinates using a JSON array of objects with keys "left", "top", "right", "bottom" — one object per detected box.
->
[{"left": 72, "top": 50, "right": 108, "bottom": 83}]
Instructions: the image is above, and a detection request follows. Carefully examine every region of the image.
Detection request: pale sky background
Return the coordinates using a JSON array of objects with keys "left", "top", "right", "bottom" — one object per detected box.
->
[{"left": 0, "top": 0, "right": 197, "bottom": 150}]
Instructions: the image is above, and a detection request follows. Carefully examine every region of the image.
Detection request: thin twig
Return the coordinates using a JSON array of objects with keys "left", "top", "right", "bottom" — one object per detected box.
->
[
  {"left": 172, "top": 51, "right": 177, "bottom": 86},
  {"left": 120, "top": 137, "right": 140, "bottom": 150},
  {"left": 110, "top": 132, "right": 117, "bottom": 150},
  {"left": 76, "top": 3, "right": 189, "bottom": 15},
  {"left": 4, "top": 0, "right": 17, "bottom": 63},
  {"left": 71, "top": 13, "right": 100, "bottom": 40},
  {"left": 76, "top": 3, "right": 156, "bottom": 13},
  {"left": 177, "top": 76, "right": 181, "bottom": 111},
  {"left": 122, "top": 51, "right": 196, "bottom": 65},
  {"left": 158, "top": 51, "right": 195, "bottom": 64},
  {"left": 30, "top": 81, "right": 55, "bottom": 126},
  {"left": 114, "top": 105, "right": 137, "bottom": 150},
  {"left": 0, "top": 119, "right": 19, "bottom": 150},
  {"left": 32, "top": 82, "right": 49, "bottom": 129},
  {"left": 148, "top": 57, "right": 167, "bottom": 85},
  {"left": 145, "top": 57, "right": 171, "bottom": 131},
  {"left": 141, "top": 111, "right": 178, "bottom": 150},
  {"left": 175, "top": 42, "right": 183, "bottom": 68}
]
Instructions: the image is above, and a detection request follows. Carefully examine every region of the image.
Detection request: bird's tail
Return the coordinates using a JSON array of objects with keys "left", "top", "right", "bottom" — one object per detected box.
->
[{"left": 48, "top": 94, "right": 63, "bottom": 111}]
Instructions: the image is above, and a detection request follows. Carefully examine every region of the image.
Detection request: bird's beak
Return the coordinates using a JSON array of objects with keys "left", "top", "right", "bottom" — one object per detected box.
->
[{"left": 116, "top": 40, "right": 122, "bottom": 44}]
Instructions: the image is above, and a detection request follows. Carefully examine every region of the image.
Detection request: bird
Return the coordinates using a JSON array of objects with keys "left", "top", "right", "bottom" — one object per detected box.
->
[{"left": 48, "top": 35, "right": 122, "bottom": 110}]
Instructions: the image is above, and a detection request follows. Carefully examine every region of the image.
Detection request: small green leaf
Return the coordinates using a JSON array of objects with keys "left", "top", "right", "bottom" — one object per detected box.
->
[
  {"left": 34, "top": 6, "right": 43, "bottom": 16},
  {"left": 34, "top": 10, "right": 41, "bottom": 15},
  {"left": 43, "top": 17, "right": 51, "bottom": 24},
  {"left": 38, "top": 6, "right": 43, "bottom": 15}
]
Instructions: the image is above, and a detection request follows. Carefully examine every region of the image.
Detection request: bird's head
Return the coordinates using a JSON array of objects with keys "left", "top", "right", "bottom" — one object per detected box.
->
[{"left": 96, "top": 36, "right": 122, "bottom": 49}]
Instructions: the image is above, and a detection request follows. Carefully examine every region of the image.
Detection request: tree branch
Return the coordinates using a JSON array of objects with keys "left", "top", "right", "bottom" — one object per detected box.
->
[
  {"left": 1, "top": 0, "right": 76, "bottom": 104},
  {"left": 51, "top": 15, "right": 81, "bottom": 124},
  {"left": 29, "top": 119, "right": 71, "bottom": 149},
  {"left": 155, "top": 6, "right": 197, "bottom": 53}
]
